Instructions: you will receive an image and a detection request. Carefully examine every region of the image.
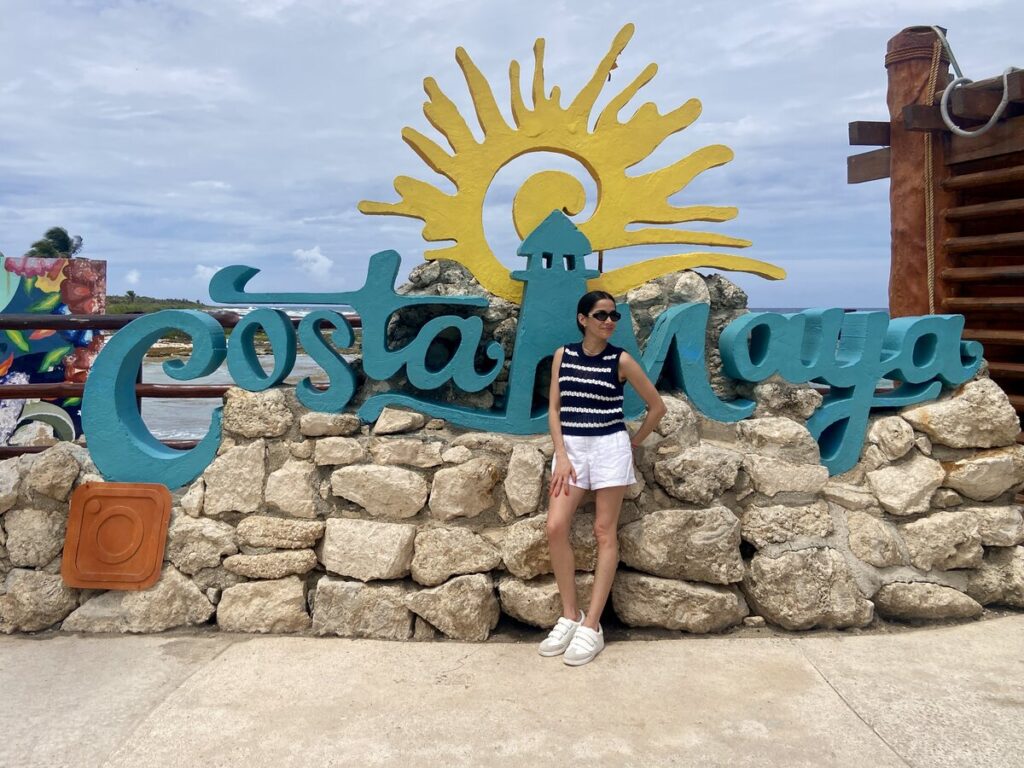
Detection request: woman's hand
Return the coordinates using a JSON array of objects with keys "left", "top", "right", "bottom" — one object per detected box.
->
[{"left": 550, "top": 452, "right": 577, "bottom": 497}]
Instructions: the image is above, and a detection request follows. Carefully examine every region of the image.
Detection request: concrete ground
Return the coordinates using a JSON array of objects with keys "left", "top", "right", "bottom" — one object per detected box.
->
[{"left": 2, "top": 616, "right": 1023, "bottom": 768}]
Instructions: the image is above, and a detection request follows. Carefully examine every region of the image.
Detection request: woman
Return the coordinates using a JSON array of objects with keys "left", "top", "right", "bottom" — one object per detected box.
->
[{"left": 540, "top": 290, "right": 666, "bottom": 666}]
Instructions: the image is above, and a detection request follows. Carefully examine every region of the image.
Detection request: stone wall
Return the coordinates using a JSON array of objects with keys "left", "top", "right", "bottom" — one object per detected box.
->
[{"left": 2, "top": 376, "right": 1023, "bottom": 639}]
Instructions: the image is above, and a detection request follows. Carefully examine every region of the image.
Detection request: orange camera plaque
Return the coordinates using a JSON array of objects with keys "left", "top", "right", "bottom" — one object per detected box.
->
[{"left": 62, "top": 482, "right": 172, "bottom": 590}]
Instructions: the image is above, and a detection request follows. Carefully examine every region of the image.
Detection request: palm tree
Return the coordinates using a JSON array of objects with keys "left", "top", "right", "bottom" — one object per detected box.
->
[{"left": 25, "top": 227, "right": 83, "bottom": 258}]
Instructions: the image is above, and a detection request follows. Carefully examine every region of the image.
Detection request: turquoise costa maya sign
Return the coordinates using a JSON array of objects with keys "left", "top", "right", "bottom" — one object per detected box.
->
[{"left": 81, "top": 212, "right": 984, "bottom": 489}]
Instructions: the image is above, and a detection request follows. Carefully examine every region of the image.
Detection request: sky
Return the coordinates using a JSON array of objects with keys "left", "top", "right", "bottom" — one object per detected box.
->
[{"left": 1, "top": 0, "right": 1021, "bottom": 309}]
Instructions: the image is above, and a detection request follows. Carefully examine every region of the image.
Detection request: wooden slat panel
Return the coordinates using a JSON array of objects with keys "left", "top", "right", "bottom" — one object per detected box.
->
[
  {"left": 1009, "top": 394, "right": 1024, "bottom": 411},
  {"left": 941, "top": 265, "right": 1024, "bottom": 282},
  {"left": 942, "top": 296, "right": 1024, "bottom": 311},
  {"left": 942, "top": 164, "right": 1024, "bottom": 189},
  {"left": 847, "top": 148, "right": 890, "bottom": 183},
  {"left": 988, "top": 362, "right": 1024, "bottom": 379},
  {"left": 948, "top": 116, "right": 1024, "bottom": 164},
  {"left": 962, "top": 329, "right": 1024, "bottom": 345},
  {"left": 945, "top": 198, "right": 1024, "bottom": 221},
  {"left": 848, "top": 121, "right": 891, "bottom": 146},
  {"left": 944, "top": 231, "right": 1024, "bottom": 253}
]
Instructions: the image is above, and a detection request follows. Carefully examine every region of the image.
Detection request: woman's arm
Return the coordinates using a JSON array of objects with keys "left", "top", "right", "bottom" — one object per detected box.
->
[
  {"left": 548, "top": 347, "right": 577, "bottom": 496},
  {"left": 619, "top": 351, "right": 667, "bottom": 448}
]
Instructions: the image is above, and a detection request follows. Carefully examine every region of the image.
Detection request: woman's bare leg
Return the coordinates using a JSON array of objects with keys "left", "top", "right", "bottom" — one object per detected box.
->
[
  {"left": 583, "top": 485, "right": 626, "bottom": 630},
  {"left": 545, "top": 484, "right": 588, "bottom": 620}
]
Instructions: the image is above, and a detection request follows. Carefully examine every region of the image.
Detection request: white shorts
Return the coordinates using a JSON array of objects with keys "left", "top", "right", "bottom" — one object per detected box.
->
[{"left": 552, "top": 430, "right": 637, "bottom": 491}]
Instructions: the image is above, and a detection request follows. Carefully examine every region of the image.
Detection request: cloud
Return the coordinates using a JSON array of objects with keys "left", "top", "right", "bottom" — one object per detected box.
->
[
  {"left": 125, "top": 269, "right": 141, "bottom": 286},
  {"left": 292, "top": 245, "right": 333, "bottom": 279},
  {"left": 194, "top": 264, "right": 221, "bottom": 283}
]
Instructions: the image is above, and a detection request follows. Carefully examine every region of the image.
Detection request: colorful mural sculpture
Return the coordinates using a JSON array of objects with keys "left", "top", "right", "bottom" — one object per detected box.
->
[
  {"left": 0, "top": 254, "right": 106, "bottom": 443},
  {"left": 78, "top": 25, "right": 985, "bottom": 487}
]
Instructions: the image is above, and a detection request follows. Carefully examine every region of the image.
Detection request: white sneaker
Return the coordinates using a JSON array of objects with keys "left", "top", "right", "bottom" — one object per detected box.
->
[
  {"left": 538, "top": 610, "right": 585, "bottom": 656},
  {"left": 563, "top": 624, "right": 604, "bottom": 666}
]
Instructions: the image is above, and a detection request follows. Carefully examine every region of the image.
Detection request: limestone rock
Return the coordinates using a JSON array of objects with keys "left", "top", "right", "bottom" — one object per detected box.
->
[
  {"left": 619, "top": 507, "right": 743, "bottom": 584},
  {"left": 217, "top": 576, "right": 310, "bottom": 633},
  {"left": 743, "top": 454, "right": 829, "bottom": 498},
  {"left": 165, "top": 514, "right": 237, "bottom": 575},
  {"left": 740, "top": 501, "right": 833, "bottom": 549},
  {"left": 62, "top": 565, "right": 214, "bottom": 633},
  {"left": 497, "top": 573, "right": 595, "bottom": 628},
  {"left": 736, "top": 417, "right": 820, "bottom": 464},
  {"left": 314, "top": 437, "right": 366, "bottom": 466},
  {"left": 441, "top": 446, "right": 472, "bottom": 464},
  {"left": 411, "top": 527, "right": 501, "bottom": 587},
  {"left": 331, "top": 465, "right": 428, "bottom": 519},
  {"left": 223, "top": 550, "right": 318, "bottom": 579},
  {"left": 405, "top": 573, "right": 499, "bottom": 641},
  {"left": 429, "top": 457, "right": 501, "bottom": 521},
  {"left": 931, "top": 488, "right": 962, "bottom": 509},
  {"left": 223, "top": 388, "right": 293, "bottom": 438},
  {"left": 191, "top": 565, "right": 247, "bottom": 592},
  {"left": 500, "top": 514, "right": 597, "bottom": 579},
  {"left": 867, "top": 453, "right": 945, "bottom": 516},
  {"left": 299, "top": 412, "right": 360, "bottom": 437},
  {"left": 10, "top": 421, "right": 56, "bottom": 447},
  {"left": 821, "top": 481, "right": 877, "bottom": 511},
  {"left": 504, "top": 445, "right": 545, "bottom": 517},
  {"left": 964, "top": 505, "right": 1024, "bottom": 547},
  {"left": 742, "top": 548, "right": 873, "bottom": 630},
  {"left": 450, "top": 433, "right": 513, "bottom": 454},
  {"left": 902, "top": 378, "right": 1020, "bottom": 448},
  {"left": 235, "top": 517, "right": 324, "bottom": 549},
  {"left": 0, "top": 569, "right": 77, "bottom": 632},
  {"left": 180, "top": 478, "right": 204, "bottom": 518},
  {"left": 612, "top": 571, "right": 748, "bottom": 633},
  {"left": 0, "top": 458, "right": 22, "bottom": 514},
  {"left": 873, "top": 582, "right": 982, "bottom": 622},
  {"left": 867, "top": 416, "right": 916, "bottom": 461},
  {"left": 942, "top": 446, "right": 1024, "bottom": 502},
  {"left": 318, "top": 518, "right": 416, "bottom": 581},
  {"left": 748, "top": 379, "right": 822, "bottom": 421},
  {"left": 26, "top": 443, "right": 80, "bottom": 501},
  {"left": 3, "top": 508, "right": 66, "bottom": 567},
  {"left": 654, "top": 444, "right": 743, "bottom": 505},
  {"left": 312, "top": 577, "right": 414, "bottom": 639},
  {"left": 369, "top": 438, "right": 444, "bottom": 468},
  {"left": 264, "top": 459, "right": 317, "bottom": 518},
  {"left": 847, "top": 511, "right": 904, "bottom": 568},
  {"left": 372, "top": 407, "right": 427, "bottom": 435},
  {"left": 900, "top": 510, "right": 983, "bottom": 571},
  {"left": 656, "top": 396, "right": 699, "bottom": 446},
  {"left": 203, "top": 440, "right": 266, "bottom": 515},
  {"left": 289, "top": 440, "right": 313, "bottom": 460},
  {"left": 966, "top": 546, "right": 1024, "bottom": 607}
]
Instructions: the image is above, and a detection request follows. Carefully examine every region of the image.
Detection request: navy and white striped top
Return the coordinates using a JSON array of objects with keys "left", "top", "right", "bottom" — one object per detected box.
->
[{"left": 557, "top": 342, "right": 627, "bottom": 436}]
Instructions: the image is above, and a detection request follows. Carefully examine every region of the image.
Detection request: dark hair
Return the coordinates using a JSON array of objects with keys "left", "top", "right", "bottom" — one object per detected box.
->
[{"left": 576, "top": 290, "right": 616, "bottom": 334}]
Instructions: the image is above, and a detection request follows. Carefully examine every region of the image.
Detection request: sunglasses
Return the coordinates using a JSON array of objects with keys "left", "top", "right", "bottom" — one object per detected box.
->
[{"left": 589, "top": 310, "right": 621, "bottom": 322}]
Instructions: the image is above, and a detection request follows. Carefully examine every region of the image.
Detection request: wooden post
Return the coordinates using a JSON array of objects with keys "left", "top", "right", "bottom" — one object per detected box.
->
[{"left": 885, "top": 26, "right": 956, "bottom": 316}]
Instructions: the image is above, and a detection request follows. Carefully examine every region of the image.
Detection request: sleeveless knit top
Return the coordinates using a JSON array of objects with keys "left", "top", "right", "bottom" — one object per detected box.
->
[{"left": 557, "top": 342, "right": 627, "bottom": 436}]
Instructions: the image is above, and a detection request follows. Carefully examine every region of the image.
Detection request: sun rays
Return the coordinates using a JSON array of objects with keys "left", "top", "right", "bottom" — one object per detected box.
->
[{"left": 359, "top": 23, "right": 785, "bottom": 303}]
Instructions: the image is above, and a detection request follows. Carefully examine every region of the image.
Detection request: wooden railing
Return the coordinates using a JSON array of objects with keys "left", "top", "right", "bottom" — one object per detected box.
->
[{"left": 0, "top": 309, "right": 361, "bottom": 457}]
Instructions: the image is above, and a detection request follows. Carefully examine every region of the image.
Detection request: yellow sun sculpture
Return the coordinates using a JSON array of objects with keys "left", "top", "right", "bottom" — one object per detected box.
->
[{"left": 359, "top": 23, "right": 785, "bottom": 303}]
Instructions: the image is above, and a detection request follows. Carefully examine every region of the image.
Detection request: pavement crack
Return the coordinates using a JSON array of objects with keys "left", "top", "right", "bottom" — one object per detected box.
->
[{"left": 791, "top": 639, "right": 914, "bottom": 768}]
